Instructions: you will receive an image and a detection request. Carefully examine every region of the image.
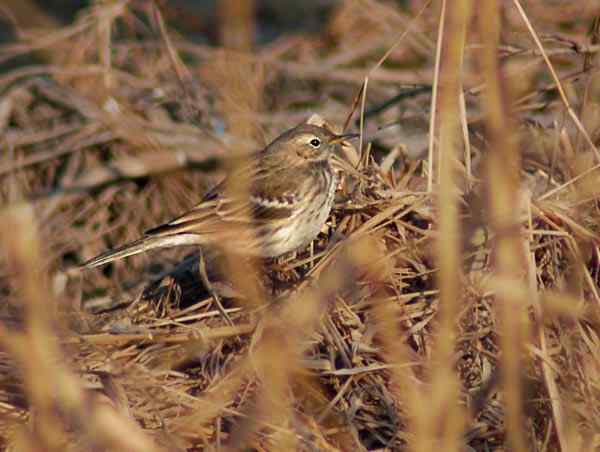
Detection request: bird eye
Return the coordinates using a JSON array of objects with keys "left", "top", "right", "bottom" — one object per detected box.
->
[{"left": 309, "top": 138, "right": 321, "bottom": 148}]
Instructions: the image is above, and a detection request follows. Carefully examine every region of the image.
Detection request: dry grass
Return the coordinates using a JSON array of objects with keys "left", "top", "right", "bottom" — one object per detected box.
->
[{"left": 1, "top": 1, "right": 600, "bottom": 450}]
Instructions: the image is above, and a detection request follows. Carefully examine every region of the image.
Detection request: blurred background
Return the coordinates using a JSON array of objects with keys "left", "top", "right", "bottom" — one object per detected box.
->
[{"left": 1, "top": 0, "right": 341, "bottom": 46}]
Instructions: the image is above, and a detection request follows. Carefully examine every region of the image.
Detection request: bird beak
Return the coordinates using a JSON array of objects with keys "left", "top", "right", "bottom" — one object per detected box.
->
[{"left": 330, "top": 133, "right": 360, "bottom": 144}]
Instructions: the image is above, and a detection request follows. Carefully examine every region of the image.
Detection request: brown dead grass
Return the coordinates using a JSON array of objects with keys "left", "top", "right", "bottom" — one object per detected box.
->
[{"left": 1, "top": 1, "right": 600, "bottom": 451}]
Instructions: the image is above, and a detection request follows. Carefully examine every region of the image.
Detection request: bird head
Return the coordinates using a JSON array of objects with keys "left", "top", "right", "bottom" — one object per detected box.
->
[{"left": 268, "top": 124, "right": 358, "bottom": 164}]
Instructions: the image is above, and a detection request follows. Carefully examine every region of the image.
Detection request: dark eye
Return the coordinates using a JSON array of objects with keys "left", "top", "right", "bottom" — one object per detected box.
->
[{"left": 309, "top": 138, "right": 321, "bottom": 148}]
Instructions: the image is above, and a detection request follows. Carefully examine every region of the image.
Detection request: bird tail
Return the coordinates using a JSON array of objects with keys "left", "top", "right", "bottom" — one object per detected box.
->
[{"left": 81, "top": 236, "right": 179, "bottom": 269}]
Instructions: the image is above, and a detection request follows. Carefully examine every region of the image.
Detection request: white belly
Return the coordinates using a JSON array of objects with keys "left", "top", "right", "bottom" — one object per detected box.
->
[{"left": 260, "top": 172, "right": 337, "bottom": 257}]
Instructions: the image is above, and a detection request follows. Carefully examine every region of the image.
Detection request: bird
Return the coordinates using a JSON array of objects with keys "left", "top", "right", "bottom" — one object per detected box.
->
[{"left": 81, "top": 122, "right": 358, "bottom": 269}]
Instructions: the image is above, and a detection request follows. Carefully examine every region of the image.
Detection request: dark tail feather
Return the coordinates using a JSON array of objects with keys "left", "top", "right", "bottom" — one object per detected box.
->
[{"left": 81, "top": 236, "right": 177, "bottom": 269}]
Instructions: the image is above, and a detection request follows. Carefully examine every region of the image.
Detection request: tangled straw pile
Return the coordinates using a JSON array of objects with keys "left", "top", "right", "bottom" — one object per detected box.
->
[{"left": 1, "top": 1, "right": 600, "bottom": 451}]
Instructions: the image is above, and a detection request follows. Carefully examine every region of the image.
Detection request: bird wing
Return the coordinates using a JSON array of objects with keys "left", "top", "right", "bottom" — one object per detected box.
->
[{"left": 144, "top": 166, "right": 300, "bottom": 238}]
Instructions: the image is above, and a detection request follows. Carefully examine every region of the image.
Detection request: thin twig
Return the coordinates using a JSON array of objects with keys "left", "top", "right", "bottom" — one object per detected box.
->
[
  {"left": 512, "top": 0, "right": 600, "bottom": 162},
  {"left": 427, "top": 0, "right": 446, "bottom": 192}
]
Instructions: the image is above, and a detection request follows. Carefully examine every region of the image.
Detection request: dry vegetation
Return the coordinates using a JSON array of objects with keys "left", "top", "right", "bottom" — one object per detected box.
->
[{"left": 1, "top": 0, "right": 600, "bottom": 450}]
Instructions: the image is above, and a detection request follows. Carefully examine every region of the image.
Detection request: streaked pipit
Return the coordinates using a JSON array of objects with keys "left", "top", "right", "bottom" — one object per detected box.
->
[{"left": 82, "top": 122, "right": 357, "bottom": 268}]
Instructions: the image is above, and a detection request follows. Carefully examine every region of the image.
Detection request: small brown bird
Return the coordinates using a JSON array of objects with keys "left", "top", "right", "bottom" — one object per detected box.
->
[{"left": 82, "top": 122, "right": 357, "bottom": 268}]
